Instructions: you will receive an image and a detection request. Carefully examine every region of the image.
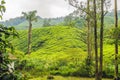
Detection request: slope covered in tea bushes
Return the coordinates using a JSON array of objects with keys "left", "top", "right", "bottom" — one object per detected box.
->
[{"left": 12, "top": 26, "right": 120, "bottom": 78}]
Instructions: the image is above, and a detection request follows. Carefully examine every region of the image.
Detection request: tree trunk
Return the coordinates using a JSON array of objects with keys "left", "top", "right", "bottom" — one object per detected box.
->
[
  {"left": 93, "top": 0, "right": 99, "bottom": 80},
  {"left": 114, "top": 0, "right": 119, "bottom": 79},
  {"left": 87, "top": 0, "right": 92, "bottom": 60},
  {"left": 99, "top": 0, "right": 104, "bottom": 79},
  {"left": 27, "top": 21, "right": 32, "bottom": 54},
  {"left": 0, "top": 52, "right": 3, "bottom": 63}
]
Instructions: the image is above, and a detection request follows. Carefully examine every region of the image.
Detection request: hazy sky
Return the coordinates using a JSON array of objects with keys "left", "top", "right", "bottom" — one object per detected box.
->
[{"left": 2, "top": 0, "right": 120, "bottom": 21}]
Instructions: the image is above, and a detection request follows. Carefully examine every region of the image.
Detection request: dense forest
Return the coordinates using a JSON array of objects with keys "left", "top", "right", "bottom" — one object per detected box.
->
[{"left": 0, "top": 0, "right": 120, "bottom": 80}]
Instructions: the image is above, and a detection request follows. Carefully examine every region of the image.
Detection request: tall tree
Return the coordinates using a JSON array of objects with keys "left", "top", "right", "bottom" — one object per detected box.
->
[
  {"left": 99, "top": 0, "right": 111, "bottom": 79},
  {"left": 66, "top": 0, "right": 111, "bottom": 79},
  {"left": 87, "top": 0, "right": 92, "bottom": 60},
  {"left": 99, "top": 0, "right": 104, "bottom": 79},
  {"left": 66, "top": 0, "right": 98, "bottom": 79},
  {"left": 22, "top": 10, "right": 37, "bottom": 54},
  {"left": 114, "top": 0, "right": 119, "bottom": 79},
  {"left": 93, "top": 0, "right": 99, "bottom": 80}
]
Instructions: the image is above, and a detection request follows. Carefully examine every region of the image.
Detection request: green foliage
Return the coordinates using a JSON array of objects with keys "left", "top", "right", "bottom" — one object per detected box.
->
[
  {"left": 0, "top": 1, "right": 25, "bottom": 79},
  {"left": 0, "top": 24, "right": 24, "bottom": 80},
  {"left": 10, "top": 25, "right": 120, "bottom": 78},
  {"left": 63, "top": 15, "right": 85, "bottom": 28},
  {"left": 20, "top": 48, "right": 87, "bottom": 77},
  {"left": 1, "top": 17, "right": 65, "bottom": 30},
  {"left": 2, "top": 10, "right": 120, "bottom": 30},
  {"left": 29, "top": 76, "right": 112, "bottom": 80},
  {"left": 43, "top": 19, "right": 51, "bottom": 27},
  {"left": 1, "top": 0, "right": 120, "bottom": 79},
  {"left": 0, "top": 0, "right": 6, "bottom": 19},
  {"left": 12, "top": 26, "right": 86, "bottom": 52},
  {"left": 0, "top": 25, "right": 18, "bottom": 51},
  {"left": 102, "top": 44, "right": 120, "bottom": 78},
  {"left": 2, "top": 17, "right": 26, "bottom": 27},
  {"left": 64, "top": 15, "right": 75, "bottom": 27},
  {"left": 22, "top": 10, "right": 37, "bottom": 22},
  {"left": 104, "top": 26, "right": 120, "bottom": 45},
  {"left": 71, "top": 58, "right": 94, "bottom": 77},
  {"left": 11, "top": 26, "right": 88, "bottom": 77},
  {"left": 0, "top": 26, "right": 18, "bottom": 80},
  {"left": 0, "top": 71, "right": 25, "bottom": 80}
]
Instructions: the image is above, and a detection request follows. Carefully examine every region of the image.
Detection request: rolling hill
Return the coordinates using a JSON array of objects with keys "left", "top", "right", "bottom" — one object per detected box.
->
[
  {"left": 11, "top": 26, "right": 120, "bottom": 78},
  {"left": 1, "top": 16, "right": 64, "bottom": 30},
  {"left": 13, "top": 26, "right": 86, "bottom": 52},
  {"left": 1, "top": 10, "right": 120, "bottom": 30}
]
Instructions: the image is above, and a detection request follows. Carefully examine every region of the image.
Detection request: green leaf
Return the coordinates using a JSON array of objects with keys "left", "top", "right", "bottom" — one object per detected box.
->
[
  {"left": 1, "top": 0, "right": 6, "bottom": 4},
  {"left": 1, "top": 6, "right": 6, "bottom": 12},
  {"left": 0, "top": 34, "right": 2, "bottom": 37},
  {"left": 5, "top": 34, "right": 10, "bottom": 39},
  {"left": 0, "top": 15, "right": 3, "bottom": 20}
]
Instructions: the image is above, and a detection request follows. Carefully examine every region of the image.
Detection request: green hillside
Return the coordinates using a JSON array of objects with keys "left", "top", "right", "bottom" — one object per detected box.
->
[
  {"left": 13, "top": 26, "right": 86, "bottom": 53},
  {"left": 1, "top": 10, "right": 120, "bottom": 30},
  {"left": 1, "top": 17, "right": 64, "bottom": 30},
  {"left": 15, "top": 18, "right": 44, "bottom": 30},
  {"left": 1, "top": 0, "right": 120, "bottom": 79},
  {"left": 11, "top": 26, "right": 120, "bottom": 79},
  {"left": 15, "top": 17, "right": 64, "bottom": 30}
]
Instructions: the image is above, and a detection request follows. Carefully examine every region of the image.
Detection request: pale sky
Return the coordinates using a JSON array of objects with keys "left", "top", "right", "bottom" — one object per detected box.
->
[{"left": 2, "top": 0, "right": 120, "bottom": 21}]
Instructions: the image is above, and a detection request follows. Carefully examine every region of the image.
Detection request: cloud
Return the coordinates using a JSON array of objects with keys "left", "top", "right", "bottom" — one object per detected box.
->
[
  {"left": 111, "top": 0, "right": 120, "bottom": 10},
  {"left": 2, "top": 0, "right": 120, "bottom": 21},
  {"left": 2, "top": 0, "right": 74, "bottom": 20}
]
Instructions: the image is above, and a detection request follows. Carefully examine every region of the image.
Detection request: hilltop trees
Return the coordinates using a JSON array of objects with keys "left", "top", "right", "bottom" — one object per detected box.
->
[
  {"left": 43, "top": 18, "right": 51, "bottom": 27},
  {"left": 64, "top": 14, "right": 75, "bottom": 27},
  {"left": 22, "top": 10, "right": 37, "bottom": 54}
]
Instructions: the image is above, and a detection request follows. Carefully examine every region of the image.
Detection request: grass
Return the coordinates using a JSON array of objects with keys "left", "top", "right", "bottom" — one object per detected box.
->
[{"left": 29, "top": 76, "right": 112, "bottom": 80}]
